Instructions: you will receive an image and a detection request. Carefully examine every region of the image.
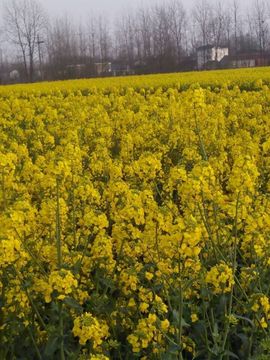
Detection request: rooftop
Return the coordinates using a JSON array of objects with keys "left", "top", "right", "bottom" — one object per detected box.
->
[{"left": 197, "top": 45, "right": 228, "bottom": 51}]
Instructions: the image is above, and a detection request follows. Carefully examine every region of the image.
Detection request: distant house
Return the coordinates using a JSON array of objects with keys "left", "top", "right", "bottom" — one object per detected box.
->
[
  {"left": 66, "top": 64, "right": 86, "bottom": 78},
  {"left": 94, "top": 62, "right": 112, "bottom": 76},
  {"left": 111, "top": 63, "right": 134, "bottom": 76},
  {"left": 197, "top": 45, "right": 229, "bottom": 70},
  {"left": 221, "top": 53, "right": 269, "bottom": 69},
  {"left": 94, "top": 62, "right": 134, "bottom": 77}
]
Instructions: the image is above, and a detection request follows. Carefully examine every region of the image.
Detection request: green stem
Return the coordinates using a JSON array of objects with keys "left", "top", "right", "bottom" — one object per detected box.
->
[
  {"left": 12, "top": 266, "right": 47, "bottom": 330},
  {"left": 194, "top": 105, "right": 208, "bottom": 161},
  {"left": 220, "top": 194, "right": 240, "bottom": 359},
  {"left": 28, "top": 327, "right": 43, "bottom": 360},
  {"left": 1, "top": 169, "right": 6, "bottom": 210},
  {"left": 56, "top": 178, "right": 65, "bottom": 360},
  {"left": 177, "top": 253, "right": 184, "bottom": 360},
  {"left": 56, "top": 179, "right": 63, "bottom": 269},
  {"left": 71, "top": 171, "right": 77, "bottom": 247},
  {"left": 59, "top": 302, "right": 65, "bottom": 360},
  {"left": 178, "top": 285, "right": 184, "bottom": 360}
]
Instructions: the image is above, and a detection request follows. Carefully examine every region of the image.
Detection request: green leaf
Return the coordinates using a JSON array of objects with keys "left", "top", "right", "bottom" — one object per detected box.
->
[
  {"left": 168, "top": 343, "right": 182, "bottom": 354},
  {"left": 172, "top": 310, "right": 189, "bottom": 328},
  {"left": 172, "top": 309, "right": 179, "bottom": 323},
  {"left": 161, "top": 352, "right": 178, "bottom": 360},
  {"left": 63, "top": 297, "right": 83, "bottom": 312},
  {"left": 222, "top": 350, "right": 240, "bottom": 359},
  {"left": 212, "top": 322, "right": 219, "bottom": 339},
  {"left": 193, "top": 349, "right": 208, "bottom": 359},
  {"left": 235, "top": 314, "right": 254, "bottom": 327},
  {"left": 161, "top": 343, "right": 182, "bottom": 359},
  {"left": 44, "top": 335, "right": 59, "bottom": 358},
  {"left": 181, "top": 317, "right": 190, "bottom": 328}
]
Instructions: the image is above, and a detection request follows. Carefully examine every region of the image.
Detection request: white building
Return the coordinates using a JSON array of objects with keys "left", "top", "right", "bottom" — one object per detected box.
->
[
  {"left": 9, "top": 69, "right": 20, "bottom": 81},
  {"left": 197, "top": 45, "right": 229, "bottom": 70}
]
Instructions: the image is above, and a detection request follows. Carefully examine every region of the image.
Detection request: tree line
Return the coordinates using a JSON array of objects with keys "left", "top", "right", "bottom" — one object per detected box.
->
[{"left": 1, "top": 0, "right": 270, "bottom": 83}]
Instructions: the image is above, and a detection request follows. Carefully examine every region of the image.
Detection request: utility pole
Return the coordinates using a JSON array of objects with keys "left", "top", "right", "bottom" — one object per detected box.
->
[{"left": 37, "top": 34, "right": 45, "bottom": 80}]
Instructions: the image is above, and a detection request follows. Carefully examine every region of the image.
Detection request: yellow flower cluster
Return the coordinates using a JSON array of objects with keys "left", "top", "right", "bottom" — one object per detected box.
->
[
  {"left": 89, "top": 355, "right": 109, "bottom": 360},
  {"left": 127, "top": 313, "right": 164, "bottom": 353},
  {"left": 251, "top": 295, "right": 270, "bottom": 329},
  {"left": 34, "top": 269, "right": 78, "bottom": 302},
  {"left": 205, "top": 262, "right": 235, "bottom": 295},
  {"left": 49, "top": 269, "right": 78, "bottom": 300},
  {"left": 0, "top": 237, "right": 21, "bottom": 267},
  {"left": 73, "top": 312, "right": 109, "bottom": 347}
]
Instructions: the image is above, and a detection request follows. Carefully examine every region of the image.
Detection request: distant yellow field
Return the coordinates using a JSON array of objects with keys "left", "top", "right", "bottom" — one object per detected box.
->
[
  {"left": 2, "top": 66, "right": 270, "bottom": 93},
  {"left": 1, "top": 69, "right": 270, "bottom": 359}
]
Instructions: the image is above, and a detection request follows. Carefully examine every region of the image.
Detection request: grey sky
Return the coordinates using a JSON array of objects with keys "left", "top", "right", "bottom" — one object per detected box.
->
[{"left": 39, "top": 0, "right": 251, "bottom": 20}]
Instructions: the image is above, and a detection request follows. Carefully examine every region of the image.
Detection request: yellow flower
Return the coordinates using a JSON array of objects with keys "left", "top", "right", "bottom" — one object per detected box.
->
[
  {"left": 139, "top": 302, "right": 149, "bottom": 313},
  {"left": 145, "top": 271, "right": 153, "bottom": 281},
  {"left": 260, "top": 317, "right": 268, "bottom": 329},
  {"left": 191, "top": 314, "right": 198, "bottom": 323},
  {"left": 160, "top": 319, "right": 170, "bottom": 331}
]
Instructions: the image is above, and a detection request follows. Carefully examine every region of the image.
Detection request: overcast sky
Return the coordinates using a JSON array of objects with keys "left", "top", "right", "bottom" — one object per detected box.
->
[{"left": 36, "top": 0, "right": 250, "bottom": 20}]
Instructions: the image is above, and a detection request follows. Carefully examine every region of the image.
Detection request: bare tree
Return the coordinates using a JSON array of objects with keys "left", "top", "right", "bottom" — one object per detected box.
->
[
  {"left": 168, "top": 0, "right": 187, "bottom": 66},
  {"left": 97, "top": 15, "right": 111, "bottom": 63},
  {"left": 87, "top": 16, "right": 98, "bottom": 61},
  {"left": 232, "top": 0, "right": 241, "bottom": 53},
  {"left": 192, "top": 0, "right": 212, "bottom": 69},
  {"left": 114, "top": 11, "right": 136, "bottom": 67},
  {"left": 251, "top": 0, "right": 269, "bottom": 54},
  {"left": 210, "top": 1, "right": 231, "bottom": 52},
  {"left": 137, "top": 7, "right": 153, "bottom": 62},
  {"left": 223, "top": 5, "right": 232, "bottom": 50},
  {"left": 77, "top": 23, "right": 88, "bottom": 63},
  {"left": 152, "top": 3, "right": 174, "bottom": 72},
  {"left": 193, "top": 0, "right": 212, "bottom": 47},
  {"left": 4, "top": 0, "right": 47, "bottom": 82},
  {"left": 46, "top": 15, "right": 80, "bottom": 79}
]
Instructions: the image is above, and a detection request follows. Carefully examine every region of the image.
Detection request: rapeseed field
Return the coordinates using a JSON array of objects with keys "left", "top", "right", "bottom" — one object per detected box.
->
[{"left": 1, "top": 68, "right": 270, "bottom": 359}]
